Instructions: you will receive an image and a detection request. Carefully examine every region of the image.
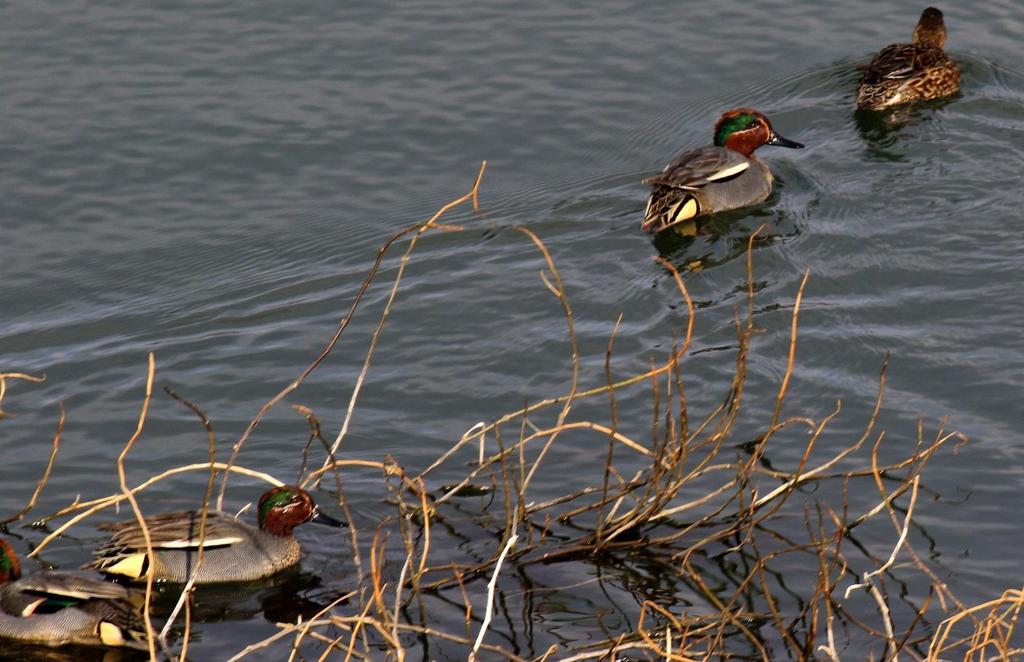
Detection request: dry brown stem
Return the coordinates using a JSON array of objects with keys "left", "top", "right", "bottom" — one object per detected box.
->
[
  {"left": 7, "top": 196, "right": 976, "bottom": 662},
  {"left": 322, "top": 162, "right": 489, "bottom": 475},
  {"left": 1, "top": 403, "right": 63, "bottom": 525},
  {"left": 0, "top": 371, "right": 46, "bottom": 419},
  {"left": 115, "top": 352, "right": 159, "bottom": 660},
  {"left": 218, "top": 162, "right": 486, "bottom": 510}
]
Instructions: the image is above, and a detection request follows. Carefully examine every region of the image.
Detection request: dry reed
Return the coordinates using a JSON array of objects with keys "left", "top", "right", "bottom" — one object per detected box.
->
[{"left": 2, "top": 168, "right": 1011, "bottom": 661}]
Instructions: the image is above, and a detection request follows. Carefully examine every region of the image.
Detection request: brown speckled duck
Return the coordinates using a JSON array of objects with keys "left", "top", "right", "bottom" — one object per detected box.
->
[
  {"left": 856, "top": 7, "right": 960, "bottom": 110},
  {"left": 641, "top": 108, "right": 804, "bottom": 233}
]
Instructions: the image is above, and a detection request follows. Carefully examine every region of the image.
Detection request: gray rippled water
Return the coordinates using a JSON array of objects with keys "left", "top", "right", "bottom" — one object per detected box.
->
[{"left": 2, "top": 1, "right": 1023, "bottom": 658}]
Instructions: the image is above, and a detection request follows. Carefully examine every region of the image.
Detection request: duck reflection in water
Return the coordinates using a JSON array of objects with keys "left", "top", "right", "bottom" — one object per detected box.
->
[
  {"left": 146, "top": 566, "right": 345, "bottom": 638},
  {"left": 651, "top": 205, "right": 799, "bottom": 275}
]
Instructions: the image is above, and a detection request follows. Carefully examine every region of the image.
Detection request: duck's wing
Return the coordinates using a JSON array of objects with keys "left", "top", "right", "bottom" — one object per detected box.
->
[
  {"left": 88, "top": 511, "right": 249, "bottom": 577},
  {"left": 0, "top": 572, "right": 146, "bottom": 648},
  {"left": 31, "top": 574, "right": 146, "bottom": 648},
  {"left": 1, "top": 571, "right": 129, "bottom": 623},
  {"left": 8, "top": 571, "right": 129, "bottom": 603},
  {"left": 95, "top": 511, "right": 247, "bottom": 554},
  {"left": 642, "top": 146, "right": 749, "bottom": 191},
  {"left": 862, "top": 43, "right": 953, "bottom": 83},
  {"left": 862, "top": 43, "right": 919, "bottom": 83}
]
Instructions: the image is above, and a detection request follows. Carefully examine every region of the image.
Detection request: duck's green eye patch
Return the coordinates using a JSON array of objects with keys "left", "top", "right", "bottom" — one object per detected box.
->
[
  {"left": 259, "top": 489, "right": 300, "bottom": 522},
  {"left": 714, "top": 113, "right": 757, "bottom": 146}
]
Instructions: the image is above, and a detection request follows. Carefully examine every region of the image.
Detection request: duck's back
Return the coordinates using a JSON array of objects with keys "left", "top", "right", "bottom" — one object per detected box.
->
[
  {"left": 92, "top": 510, "right": 302, "bottom": 583},
  {"left": 148, "top": 516, "right": 301, "bottom": 583},
  {"left": 0, "top": 572, "right": 140, "bottom": 647},
  {"left": 857, "top": 42, "right": 960, "bottom": 109}
]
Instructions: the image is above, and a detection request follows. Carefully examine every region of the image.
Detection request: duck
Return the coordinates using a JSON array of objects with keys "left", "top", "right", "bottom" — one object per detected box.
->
[
  {"left": 87, "top": 485, "right": 346, "bottom": 584},
  {"left": 0, "top": 538, "right": 145, "bottom": 649},
  {"left": 856, "top": 7, "right": 960, "bottom": 110},
  {"left": 641, "top": 108, "right": 804, "bottom": 233}
]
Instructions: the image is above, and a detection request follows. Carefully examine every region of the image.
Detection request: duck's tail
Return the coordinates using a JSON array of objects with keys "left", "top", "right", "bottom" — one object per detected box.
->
[
  {"left": 85, "top": 596, "right": 150, "bottom": 649},
  {"left": 642, "top": 186, "right": 700, "bottom": 232}
]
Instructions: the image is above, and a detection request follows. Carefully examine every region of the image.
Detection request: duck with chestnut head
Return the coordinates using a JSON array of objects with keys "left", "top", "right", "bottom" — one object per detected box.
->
[
  {"left": 87, "top": 485, "right": 346, "bottom": 584},
  {"left": 642, "top": 108, "right": 804, "bottom": 233},
  {"left": 0, "top": 538, "right": 146, "bottom": 648}
]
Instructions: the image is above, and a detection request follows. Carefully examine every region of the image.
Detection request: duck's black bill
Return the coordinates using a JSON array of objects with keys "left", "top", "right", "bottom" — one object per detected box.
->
[
  {"left": 767, "top": 132, "right": 804, "bottom": 149},
  {"left": 310, "top": 509, "right": 348, "bottom": 528}
]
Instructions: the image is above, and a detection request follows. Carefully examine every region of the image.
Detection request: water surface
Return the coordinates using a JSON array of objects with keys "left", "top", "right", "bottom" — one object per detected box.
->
[{"left": 2, "top": 1, "right": 1022, "bottom": 658}]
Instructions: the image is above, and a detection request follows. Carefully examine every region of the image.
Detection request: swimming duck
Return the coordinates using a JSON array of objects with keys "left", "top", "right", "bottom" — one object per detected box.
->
[
  {"left": 87, "top": 485, "right": 346, "bottom": 584},
  {"left": 0, "top": 538, "right": 145, "bottom": 648},
  {"left": 641, "top": 108, "right": 803, "bottom": 232},
  {"left": 856, "top": 7, "right": 960, "bottom": 110}
]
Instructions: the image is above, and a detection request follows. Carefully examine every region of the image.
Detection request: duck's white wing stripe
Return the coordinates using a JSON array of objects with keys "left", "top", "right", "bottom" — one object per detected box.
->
[
  {"left": 154, "top": 535, "right": 244, "bottom": 549},
  {"left": 30, "top": 587, "right": 94, "bottom": 601},
  {"left": 704, "top": 161, "right": 749, "bottom": 182}
]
